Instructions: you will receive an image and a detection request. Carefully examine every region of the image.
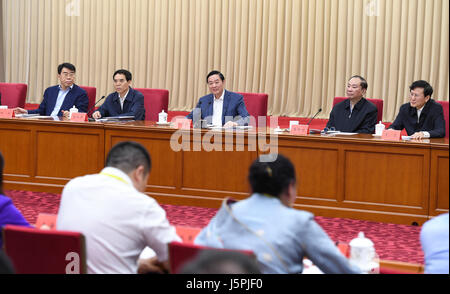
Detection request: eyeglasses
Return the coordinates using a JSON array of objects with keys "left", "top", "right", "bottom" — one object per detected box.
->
[{"left": 61, "top": 72, "right": 75, "bottom": 77}]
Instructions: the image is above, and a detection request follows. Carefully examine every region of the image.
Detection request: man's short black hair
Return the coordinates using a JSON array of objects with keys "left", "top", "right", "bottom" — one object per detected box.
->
[
  {"left": 179, "top": 250, "right": 261, "bottom": 274},
  {"left": 349, "top": 75, "right": 368, "bottom": 91},
  {"left": 410, "top": 80, "right": 433, "bottom": 98},
  {"left": 206, "top": 71, "right": 225, "bottom": 83},
  {"left": 113, "top": 69, "right": 132, "bottom": 82},
  {"left": 105, "top": 141, "right": 151, "bottom": 175},
  {"left": 58, "top": 63, "right": 76, "bottom": 74},
  {"left": 0, "top": 152, "right": 4, "bottom": 195},
  {"left": 248, "top": 154, "right": 296, "bottom": 198}
]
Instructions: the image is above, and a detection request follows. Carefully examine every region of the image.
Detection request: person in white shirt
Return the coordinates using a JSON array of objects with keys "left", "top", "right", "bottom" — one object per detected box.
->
[
  {"left": 57, "top": 141, "right": 181, "bottom": 274},
  {"left": 186, "top": 71, "right": 250, "bottom": 127}
]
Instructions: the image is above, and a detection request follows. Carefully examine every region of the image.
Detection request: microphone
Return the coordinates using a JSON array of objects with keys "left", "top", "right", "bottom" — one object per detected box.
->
[
  {"left": 87, "top": 96, "right": 106, "bottom": 117},
  {"left": 87, "top": 96, "right": 106, "bottom": 121},
  {"left": 307, "top": 108, "right": 322, "bottom": 134},
  {"left": 307, "top": 108, "right": 322, "bottom": 125}
]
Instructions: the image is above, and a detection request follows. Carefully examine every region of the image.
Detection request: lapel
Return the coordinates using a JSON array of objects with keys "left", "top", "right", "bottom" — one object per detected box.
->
[
  {"left": 46, "top": 86, "right": 60, "bottom": 114},
  {"left": 418, "top": 100, "right": 432, "bottom": 126},
  {"left": 111, "top": 92, "right": 122, "bottom": 113},
  {"left": 59, "top": 85, "right": 76, "bottom": 111},
  {"left": 205, "top": 94, "right": 214, "bottom": 117},
  {"left": 221, "top": 90, "right": 231, "bottom": 124}
]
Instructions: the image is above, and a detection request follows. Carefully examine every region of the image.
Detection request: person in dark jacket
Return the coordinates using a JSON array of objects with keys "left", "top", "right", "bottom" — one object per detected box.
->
[
  {"left": 326, "top": 75, "right": 377, "bottom": 134},
  {"left": 92, "top": 69, "right": 145, "bottom": 120},
  {"left": 389, "top": 80, "right": 445, "bottom": 139}
]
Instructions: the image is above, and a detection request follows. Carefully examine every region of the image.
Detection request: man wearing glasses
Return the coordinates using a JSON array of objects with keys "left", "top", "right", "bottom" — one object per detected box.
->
[{"left": 14, "top": 63, "right": 88, "bottom": 118}]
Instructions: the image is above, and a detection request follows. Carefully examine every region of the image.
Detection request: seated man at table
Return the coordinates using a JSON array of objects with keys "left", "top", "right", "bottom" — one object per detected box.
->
[
  {"left": 186, "top": 70, "right": 249, "bottom": 128},
  {"left": 388, "top": 80, "right": 445, "bottom": 139},
  {"left": 326, "top": 75, "right": 378, "bottom": 134},
  {"left": 92, "top": 69, "right": 145, "bottom": 120},
  {"left": 13, "top": 63, "right": 88, "bottom": 118},
  {"left": 57, "top": 141, "right": 181, "bottom": 274}
]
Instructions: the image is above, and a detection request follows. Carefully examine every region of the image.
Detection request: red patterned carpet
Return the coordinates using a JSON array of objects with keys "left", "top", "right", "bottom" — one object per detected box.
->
[{"left": 5, "top": 190, "right": 424, "bottom": 264}]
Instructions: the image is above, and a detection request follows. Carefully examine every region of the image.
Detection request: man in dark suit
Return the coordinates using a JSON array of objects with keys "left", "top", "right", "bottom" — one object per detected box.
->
[
  {"left": 326, "top": 75, "right": 378, "bottom": 134},
  {"left": 187, "top": 71, "right": 249, "bottom": 127},
  {"left": 13, "top": 63, "right": 88, "bottom": 118},
  {"left": 389, "top": 80, "right": 445, "bottom": 139},
  {"left": 92, "top": 69, "right": 145, "bottom": 121}
]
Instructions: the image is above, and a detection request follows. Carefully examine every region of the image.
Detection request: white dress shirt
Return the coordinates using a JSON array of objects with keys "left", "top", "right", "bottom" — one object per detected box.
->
[
  {"left": 212, "top": 91, "right": 225, "bottom": 126},
  {"left": 417, "top": 106, "right": 430, "bottom": 138},
  {"left": 57, "top": 167, "right": 181, "bottom": 274},
  {"left": 119, "top": 90, "right": 129, "bottom": 111},
  {"left": 50, "top": 85, "right": 73, "bottom": 117}
]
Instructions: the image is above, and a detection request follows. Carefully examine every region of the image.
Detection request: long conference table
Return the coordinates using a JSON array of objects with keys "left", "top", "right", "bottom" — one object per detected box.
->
[{"left": 0, "top": 117, "right": 448, "bottom": 225}]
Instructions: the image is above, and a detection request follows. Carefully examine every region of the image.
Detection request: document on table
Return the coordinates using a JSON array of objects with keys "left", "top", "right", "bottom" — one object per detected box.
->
[{"left": 337, "top": 132, "right": 358, "bottom": 136}]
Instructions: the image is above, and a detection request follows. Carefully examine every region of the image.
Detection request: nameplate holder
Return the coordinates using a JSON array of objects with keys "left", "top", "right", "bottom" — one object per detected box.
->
[
  {"left": 290, "top": 124, "right": 309, "bottom": 135},
  {"left": 70, "top": 113, "right": 88, "bottom": 122},
  {"left": 0, "top": 109, "right": 15, "bottom": 119},
  {"left": 174, "top": 118, "right": 191, "bottom": 130},
  {"left": 381, "top": 129, "right": 401, "bottom": 141}
]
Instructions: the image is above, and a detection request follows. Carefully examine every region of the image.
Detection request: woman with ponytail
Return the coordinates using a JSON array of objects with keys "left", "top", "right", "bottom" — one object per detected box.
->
[{"left": 195, "top": 154, "right": 360, "bottom": 274}]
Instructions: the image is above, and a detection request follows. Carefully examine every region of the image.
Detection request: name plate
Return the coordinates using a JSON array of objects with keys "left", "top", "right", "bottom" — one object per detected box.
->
[
  {"left": 381, "top": 129, "right": 401, "bottom": 141},
  {"left": 174, "top": 118, "right": 191, "bottom": 130},
  {"left": 70, "top": 113, "right": 88, "bottom": 122},
  {"left": 0, "top": 109, "right": 15, "bottom": 119},
  {"left": 290, "top": 124, "right": 309, "bottom": 135}
]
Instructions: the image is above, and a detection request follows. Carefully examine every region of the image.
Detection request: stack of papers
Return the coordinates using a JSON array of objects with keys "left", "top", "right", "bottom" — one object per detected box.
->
[{"left": 96, "top": 116, "right": 135, "bottom": 122}]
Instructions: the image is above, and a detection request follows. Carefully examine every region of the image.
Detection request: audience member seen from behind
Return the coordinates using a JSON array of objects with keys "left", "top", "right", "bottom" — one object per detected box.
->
[
  {"left": 92, "top": 69, "right": 145, "bottom": 120},
  {"left": 13, "top": 63, "right": 88, "bottom": 118},
  {"left": 420, "top": 213, "right": 449, "bottom": 274},
  {"left": 179, "top": 250, "right": 261, "bottom": 274},
  {"left": 326, "top": 75, "right": 378, "bottom": 134},
  {"left": 0, "top": 152, "right": 30, "bottom": 248},
  {"left": 56, "top": 141, "right": 181, "bottom": 274},
  {"left": 389, "top": 80, "right": 446, "bottom": 139},
  {"left": 195, "top": 154, "right": 361, "bottom": 274}
]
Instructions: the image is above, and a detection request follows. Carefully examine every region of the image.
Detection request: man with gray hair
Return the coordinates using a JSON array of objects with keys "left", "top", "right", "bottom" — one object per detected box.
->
[{"left": 57, "top": 141, "right": 181, "bottom": 274}]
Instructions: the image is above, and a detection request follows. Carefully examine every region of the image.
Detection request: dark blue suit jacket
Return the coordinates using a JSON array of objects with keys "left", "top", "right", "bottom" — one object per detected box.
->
[
  {"left": 28, "top": 84, "right": 88, "bottom": 116},
  {"left": 186, "top": 90, "right": 250, "bottom": 126},
  {"left": 326, "top": 98, "right": 378, "bottom": 134},
  {"left": 97, "top": 87, "right": 145, "bottom": 120},
  {"left": 389, "top": 99, "right": 446, "bottom": 138}
]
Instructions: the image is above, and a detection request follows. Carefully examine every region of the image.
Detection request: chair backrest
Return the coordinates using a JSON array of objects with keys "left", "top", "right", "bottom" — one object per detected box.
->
[
  {"left": 333, "top": 97, "right": 383, "bottom": 123},
  {"left": 35, "top": 213, "right": 58, "bottom": 230},
  {"left": 437, "top": 100, "right": 449, "bottom": 138},
  {"left": 134, "top": 88, "right": 169, "bottom": 121},
  {"left": 0, "top": 83, "right": 28, "bottom": 108},
  {"left": 2, "top": 224, "right": 87, "bottom": 274},
  {"left": 236, "top": 92, "right": 268, "bottom": 127},
  {"left": 175, "top": 226, "right": 201, "bottom": 244},
  {"left": 168, "top": 241, "right": 255, "bottom": 274},
  {"left": 79, "top": 85, "right": 97, "bottom": 116}
]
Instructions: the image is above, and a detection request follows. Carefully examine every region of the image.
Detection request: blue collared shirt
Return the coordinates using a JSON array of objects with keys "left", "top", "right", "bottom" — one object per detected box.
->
[
  {"left": 195, "top": 193, "right": 360, "bottom": 274},
  {"left": 50, "top": 85, "right": 73, "bottom": 116},
  {"left": 421, "top": 213, "right": 449, "bottom": 274}
]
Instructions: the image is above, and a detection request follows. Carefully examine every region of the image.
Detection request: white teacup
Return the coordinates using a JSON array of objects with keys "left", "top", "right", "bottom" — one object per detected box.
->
[{"left": 289, "top": 120, "right": 299, "bottom": 131}]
